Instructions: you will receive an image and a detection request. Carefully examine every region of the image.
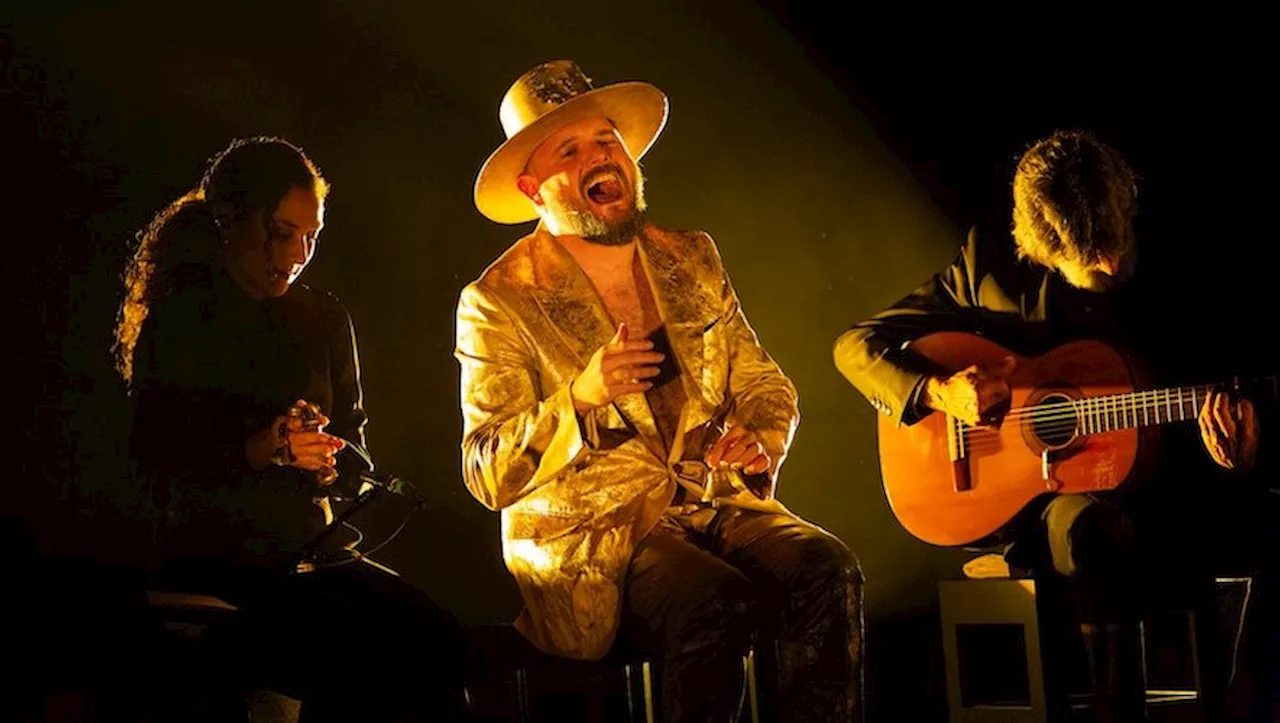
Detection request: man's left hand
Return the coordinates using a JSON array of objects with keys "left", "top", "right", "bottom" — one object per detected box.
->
[
  {"left": 705, "top": 425, "right": 771, "bottom": 476},
  {"left": 1198, "top": 389, "right": 1259, "bottom": 471}
]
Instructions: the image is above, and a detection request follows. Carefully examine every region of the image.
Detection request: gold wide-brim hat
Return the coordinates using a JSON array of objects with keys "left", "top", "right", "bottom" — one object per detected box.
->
[{"left": 474, "top": 60, "right": 669, "bottom": 225}]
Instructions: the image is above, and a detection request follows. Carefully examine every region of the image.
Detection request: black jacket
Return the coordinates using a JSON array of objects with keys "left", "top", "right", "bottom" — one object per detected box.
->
[
  {"left": 131, "top": 262, "right": 371, "bottom": 570},
  {"left": 834, "top": 223, "right": 1276, "bottom": 498}
]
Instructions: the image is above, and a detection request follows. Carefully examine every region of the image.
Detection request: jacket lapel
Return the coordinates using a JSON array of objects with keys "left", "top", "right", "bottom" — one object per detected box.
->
[
  {"left": 636, "top": 228, "right": 724, "bottom": 462},
  {"left": 526, "top": 228, "right": 663, "bottom": 449},
  {"left": 527, "top": 228, "right": 614, "bottom": 366}
]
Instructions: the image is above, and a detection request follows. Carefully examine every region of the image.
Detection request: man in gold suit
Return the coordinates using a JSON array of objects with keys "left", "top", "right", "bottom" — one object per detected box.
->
[{"left": 455, "top": 60, "right": 864, "bottom": 722}]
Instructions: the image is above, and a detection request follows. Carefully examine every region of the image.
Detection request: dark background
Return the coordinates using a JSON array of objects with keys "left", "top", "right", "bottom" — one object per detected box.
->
[{"left": 6, "top": 4, "right": 1277, "bottom": 719}]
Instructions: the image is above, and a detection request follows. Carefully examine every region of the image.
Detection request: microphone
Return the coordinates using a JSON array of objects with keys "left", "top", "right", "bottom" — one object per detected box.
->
[
  {"left": 331, "top": 438, "right": 430, "bottom": 506},
  {"left": 356, "top": 470, "right": 430, "bottom": 506}
]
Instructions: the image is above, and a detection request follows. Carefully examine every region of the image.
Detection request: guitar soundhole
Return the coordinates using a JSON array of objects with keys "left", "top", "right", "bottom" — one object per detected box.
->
[{"left": 1031, "top": 392, "right": 1078, "bottom": 449}]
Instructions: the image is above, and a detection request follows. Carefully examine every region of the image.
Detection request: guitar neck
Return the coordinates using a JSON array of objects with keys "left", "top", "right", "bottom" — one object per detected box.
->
[
  {"left": 1073, "top": 384, "right": 1213, "bottom": 434},
  {"left": 1072, "top": 375, "right": 1277, "bottom": 435}
]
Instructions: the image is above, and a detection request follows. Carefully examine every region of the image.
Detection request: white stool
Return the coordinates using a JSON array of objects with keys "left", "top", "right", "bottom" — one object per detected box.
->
[
  {"left": 939, "top": 565, "right": 1252, "bottom": 723},
  {"left": 940, "top": 577, "right": 1049, "bottom": 723}
]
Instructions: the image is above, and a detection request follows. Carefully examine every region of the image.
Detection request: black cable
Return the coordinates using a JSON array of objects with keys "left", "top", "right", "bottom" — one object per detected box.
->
[
  {"left": 313, "top": 507, "right": 413, "bottom": 572},
  {"left": 304, "top": 438, "right": 420, "bottom": 572}
]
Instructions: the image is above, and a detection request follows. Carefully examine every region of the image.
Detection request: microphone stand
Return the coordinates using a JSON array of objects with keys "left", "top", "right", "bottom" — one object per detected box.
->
[
  {"left": 287, "top": 481, "right": 386, "bottom": 576},
  {"left": 283, "top": 432, "right": 427, "bottom": 576}
]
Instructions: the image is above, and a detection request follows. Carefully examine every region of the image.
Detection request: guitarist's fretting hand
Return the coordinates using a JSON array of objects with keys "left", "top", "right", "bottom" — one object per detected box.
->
[
  {"left": 922, "top": 357, "right": 1018, "bottom": 427},
  {"left": 1198, "top": 389, "right": 1259, "bottom": 472}
]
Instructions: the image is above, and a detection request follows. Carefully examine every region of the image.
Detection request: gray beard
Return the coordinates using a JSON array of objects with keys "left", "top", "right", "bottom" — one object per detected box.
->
[
  {"left": 548, "top": 165, "right": 648, "bottom": 246},
  {"left": 581, "top": 208, "right": 646, "bottom": 247},
  {"left": 552, "top": 197, "right": 647, "bottom": 246}
]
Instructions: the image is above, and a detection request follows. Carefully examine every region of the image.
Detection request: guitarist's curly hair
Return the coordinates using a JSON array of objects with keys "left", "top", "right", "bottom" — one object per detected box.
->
[
  {"left": 1011, "top": 130, "right": 1138, "bottom": 268},
  {"left": 113, "top": 137, "right": 328, "bottom": 384}
]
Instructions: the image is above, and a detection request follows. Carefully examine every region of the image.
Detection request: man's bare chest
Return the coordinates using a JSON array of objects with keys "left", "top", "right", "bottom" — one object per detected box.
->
[{"left": 585, "top": 268, "right": 659, "bottom": 335}]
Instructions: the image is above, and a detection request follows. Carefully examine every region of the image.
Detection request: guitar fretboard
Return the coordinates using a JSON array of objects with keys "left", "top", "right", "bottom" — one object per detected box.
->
[
  {"left": 1011, "top": 374, "right": 1278, "bottom": 436},
  {"left": 1071, "top": 384, "right": 1214, "bottom": 434}
]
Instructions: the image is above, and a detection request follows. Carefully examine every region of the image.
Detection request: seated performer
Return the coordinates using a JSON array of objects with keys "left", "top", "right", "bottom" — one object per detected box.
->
[
  {"left": 455, "top": 60, "right": 865, "bottom": 722},
  {"left": 834, "top": 129, "right": 1276, "bottom": 722},
  {"left": 116, "top": 136, "right": 467, "bottom": 721}
]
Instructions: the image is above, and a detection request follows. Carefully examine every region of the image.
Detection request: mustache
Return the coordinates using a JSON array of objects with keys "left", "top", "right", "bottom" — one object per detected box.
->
[{"left": 580, "top": 163, "right": 628, "bottom": 193}]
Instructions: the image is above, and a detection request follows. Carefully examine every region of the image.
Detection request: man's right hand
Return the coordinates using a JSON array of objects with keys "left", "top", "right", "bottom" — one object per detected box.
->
[
  {"left": 922, "top": 356, "right": 1017, "bottom": 427},
  {"left": 570, "top": 324, "right": 665, "bottom": 413}
]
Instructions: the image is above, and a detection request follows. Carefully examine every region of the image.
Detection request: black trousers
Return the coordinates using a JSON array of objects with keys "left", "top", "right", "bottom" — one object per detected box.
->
[
  {"left": 1006, "top": 484, "right": 1279, "bottom": 721},
  {"left": 156, "top": 555, "right": 470, "bottom": 722},
  {"left": 621, "top": 505, "right": 864, "bottom": 723}
]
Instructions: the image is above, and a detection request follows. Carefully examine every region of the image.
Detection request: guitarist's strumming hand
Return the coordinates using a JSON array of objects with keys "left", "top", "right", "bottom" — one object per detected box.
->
[
  {"left": 922, "top": 356, "right": 1018, "bottom": 427},
  {"left": 1198, "top": 389, "right": 1259, "bottom": 471}
]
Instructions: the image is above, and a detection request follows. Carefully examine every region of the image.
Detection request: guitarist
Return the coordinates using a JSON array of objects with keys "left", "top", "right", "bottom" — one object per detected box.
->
[{"left": 834, "top": 130, "right": 1275, "bottom": 722}]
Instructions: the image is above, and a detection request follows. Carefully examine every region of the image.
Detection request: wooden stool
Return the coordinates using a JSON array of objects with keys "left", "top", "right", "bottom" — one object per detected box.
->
[{"left": 939, "top": 568, "right": 1252, "bottom": 723}]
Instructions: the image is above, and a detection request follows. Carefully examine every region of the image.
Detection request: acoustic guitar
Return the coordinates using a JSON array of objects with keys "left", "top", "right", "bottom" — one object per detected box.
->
[{"left": 876, "top": 331, "right": 1274, "bottom": 547}]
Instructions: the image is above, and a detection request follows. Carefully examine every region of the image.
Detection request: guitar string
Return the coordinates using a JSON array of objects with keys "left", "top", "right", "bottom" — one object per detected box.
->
[
  {"left": 965, "top": 399, "right": 1203, "bottom": 430},
  {"left": 960, "top": 398, "right": 1201, "bottom": 436},
  {"left": 955, "top": 387, "right": 1212, "bottom": 450},
  {"left": 932, "top": 374, "right": 1274, "bottom": 455},
  {"left": 960, "top": 374, "right": 1271, "bottom": 423},
  {"left": 965, "top": 387, "right": 1211, "bottom": 424},
  {"left": 990, "top": 385, "right": 1214, "bottom": 421},
  {"left": 955, "top": 405, "right": 1201, "bottom": 444}
]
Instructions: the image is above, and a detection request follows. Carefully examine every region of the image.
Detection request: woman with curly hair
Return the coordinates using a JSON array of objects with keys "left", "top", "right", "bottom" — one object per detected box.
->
[{"left": 116, "top": 136, "right": 467, "bottom": 721}]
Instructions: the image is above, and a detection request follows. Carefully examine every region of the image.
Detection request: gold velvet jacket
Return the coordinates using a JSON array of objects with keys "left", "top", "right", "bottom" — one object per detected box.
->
[{"left": 455, "top": 223, "right": 799, "bottom": 659}]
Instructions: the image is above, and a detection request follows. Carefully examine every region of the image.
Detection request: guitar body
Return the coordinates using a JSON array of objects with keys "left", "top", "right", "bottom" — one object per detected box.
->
[{"left": 878, "top": 332, "right": 1150, "bottom": 547}]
